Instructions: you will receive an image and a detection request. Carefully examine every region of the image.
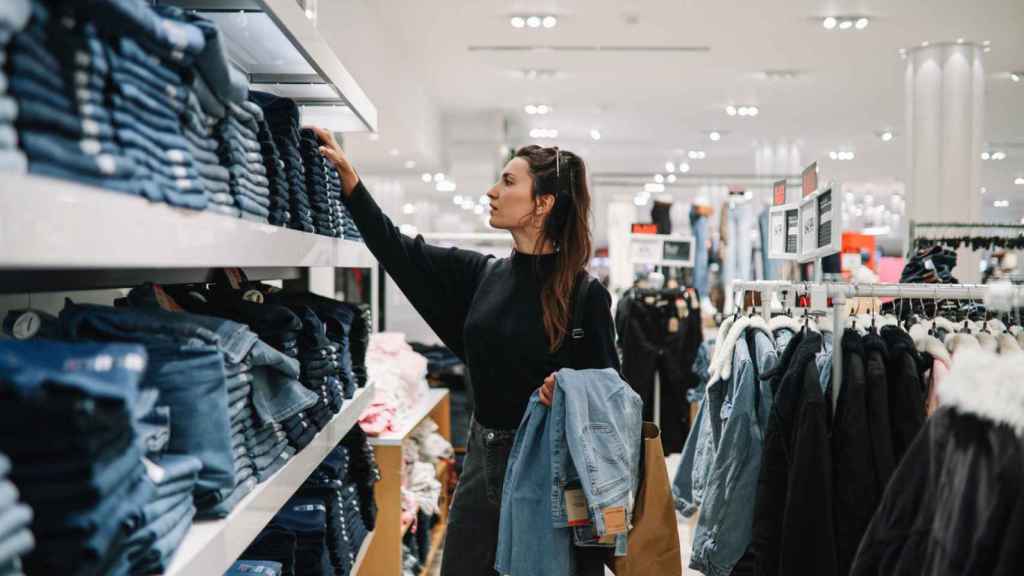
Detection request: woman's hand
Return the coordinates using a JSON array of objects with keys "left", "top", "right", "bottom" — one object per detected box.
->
[
  {"left": 539, "top": 373, "right": 556, "bottom": 407},
  {"left": 309, "top": 125, "right": 359, "bottom": 196}
]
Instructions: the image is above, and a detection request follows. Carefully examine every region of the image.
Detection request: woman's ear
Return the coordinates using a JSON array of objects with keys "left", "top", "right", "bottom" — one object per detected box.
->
[{"left": 536, "top": 194, "right": 556, "bottom": 217}]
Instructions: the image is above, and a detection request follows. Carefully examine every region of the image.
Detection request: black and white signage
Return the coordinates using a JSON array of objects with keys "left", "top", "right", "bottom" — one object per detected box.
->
[
  {"left": 768, "top": 180, "right": 801, "bottom": 260},
  {"left": 630, "top": 234, "right": 695, "bottom": 267},
  {"left": 799, "top": 184, "right": 841, "bottom": 262}
]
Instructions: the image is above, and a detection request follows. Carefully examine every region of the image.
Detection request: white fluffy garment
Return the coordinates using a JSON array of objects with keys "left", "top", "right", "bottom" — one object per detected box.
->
[{"left": 937, "top": 348, "right": 1024, "bottom": 435}]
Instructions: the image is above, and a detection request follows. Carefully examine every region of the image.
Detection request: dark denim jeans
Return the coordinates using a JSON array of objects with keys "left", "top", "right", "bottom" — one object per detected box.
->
[{"left": 90, "top": 0, "right": 205, "bottom": 63}]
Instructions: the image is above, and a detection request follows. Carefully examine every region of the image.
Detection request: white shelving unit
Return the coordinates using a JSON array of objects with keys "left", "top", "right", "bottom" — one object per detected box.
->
[
  {"left": 164, "top": 382, "right": 376, "bottom": 576},
  {"left": 0, "top": 175, "right": 374, "bottom": 270},
  {"left": 163, "top": 0, "right": 377, "bottom": 133}
]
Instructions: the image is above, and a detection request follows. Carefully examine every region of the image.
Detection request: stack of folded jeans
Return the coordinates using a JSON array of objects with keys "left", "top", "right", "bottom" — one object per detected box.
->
[
  {"left": 0, "top": 339, "right": 156, "bottom": 576},
  {"left": 118, "top": 454, "right": 201, "bottom": 574},
  {"left": 348, "top": 304, "right": 373, "bottom": 390},
  {"left": 241, "top": 524, "right": 299, "bottom": 576},
  {"left": 328, "top": 165, "right": 362, "bottom": 242},
  {"left": 95, "top": 0, "right": 210, "bottom": 209},
  {"left": 252, "top": 91, "right": 315, "bottom": 233},
  {"left": 301, "top": 444, "right": 372, "bottom": 576},
  {"left": 0, "top": 0, "right": 29, "bottom": 175},
  {"left": 256, "top": 113, "right": 291, "bottom": 226},
  {"left": 299, "top": 128, "right": 340, "bottom": 237},
  {"left": 152, "top": 3, "right": 246, "bottom": 104},
  {"left": 59, "top": 303, "right": 237, "bottom": 517},
  {"left": 184, "top": 86, "right": 234, "bottom": 217},
  {"left": 9, "top": 2, "right": 140, "bottom": 195},
  {"left": 281, "top": 305, "right": 344, "bottom": 423},
  {"left": 217, "top": 101, "right": 271, "bottom": 223},
  {"left": 340, "top": 426, "right": 380, "bottom": 532},
  {"left": 0, "top": 453, "right": 34, "bottom": 576}
]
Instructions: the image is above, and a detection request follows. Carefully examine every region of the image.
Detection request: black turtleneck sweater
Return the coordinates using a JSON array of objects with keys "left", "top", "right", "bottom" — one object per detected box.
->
[{"left": 343, "top": 181, "right": 620, "bottom": 429}]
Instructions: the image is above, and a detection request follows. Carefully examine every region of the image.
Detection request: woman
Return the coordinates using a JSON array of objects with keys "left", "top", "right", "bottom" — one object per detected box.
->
[{"left": 313, "top": 128, "right": 620, "bottom": 576}]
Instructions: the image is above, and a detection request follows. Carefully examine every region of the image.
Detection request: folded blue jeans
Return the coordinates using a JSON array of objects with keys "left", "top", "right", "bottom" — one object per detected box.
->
[{"left": 92, "top": 0, "right": 206, "bottom": 63}]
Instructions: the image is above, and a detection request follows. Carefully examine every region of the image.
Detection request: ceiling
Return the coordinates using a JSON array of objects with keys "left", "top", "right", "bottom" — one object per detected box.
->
[{"left": 322, "top": 0, "right": 1024, "bottom": 227}]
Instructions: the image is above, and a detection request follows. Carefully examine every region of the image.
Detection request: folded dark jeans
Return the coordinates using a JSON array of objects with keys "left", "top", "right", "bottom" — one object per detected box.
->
[
  {"left": 125, "top": 492, "right": 193, "bottom": 552},
  {"left": 92, "top": 0, "right": 206, "bottom": 64},
  {"left": 17, "top": 447, "right": 143, "bottom": 509},
  {"left": 130, "top": 504, "right": 195, "bottom": 573},
  {"left": 109, "top": 50, "right": 188, "bottom": 105},
  {"left": 201, "top": 476, "right": 257, "bottom": 520}
]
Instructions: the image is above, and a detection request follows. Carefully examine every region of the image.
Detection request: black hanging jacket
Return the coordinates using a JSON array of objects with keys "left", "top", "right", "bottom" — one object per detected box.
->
[
  {"left": 879, "top": 326, "right": 928, "bottom": 462},
  {"left": 861, "top": 331, "right": 896, "bottom": 495},
  {"left": 831, "top": 330, "right": 881, "bottom": 576},
  {"left": 752, "top": 330, "right": 838, "bottom": 576},
  {"left": 850, "top": 349, "right": 1024, "bottom": 575}
]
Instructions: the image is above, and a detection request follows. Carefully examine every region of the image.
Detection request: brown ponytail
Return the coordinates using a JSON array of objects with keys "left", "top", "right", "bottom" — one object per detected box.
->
[{"left": 514, "top": 145, "right": 593, "bottom": 352}]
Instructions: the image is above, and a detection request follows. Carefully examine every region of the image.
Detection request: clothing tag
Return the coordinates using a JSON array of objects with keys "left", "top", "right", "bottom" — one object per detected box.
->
[
  {"left": 565, "top": 488, "right": 591, "bottom": 527},
  {"left": 143, "top": 457, "right": 166, "bottom": 484},
  {"left": 668, "top": 317, "right": 680, "bottom": 333},
  {"left": 224, "top": 268, "right": 243, "bottom": 290},
  {"left": 243, "top": 289, "right": 265, "bottom": 304},
  {"left": 602, "top": 506, "right": 627, "bottom": 535},
  {"left": 11, "top": 311, "right": 40, "bottom": 340},
  {"left": 153, "top": 284, "right": 184, "bottom": 312}
]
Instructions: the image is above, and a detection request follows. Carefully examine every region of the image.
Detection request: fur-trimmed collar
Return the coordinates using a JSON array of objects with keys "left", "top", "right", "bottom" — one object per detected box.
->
[
  {"left": 934, "top": 317, "right": 960, "bottom": 334},
  {"left": 708, "top": 315, "right": 769, "bottom": 384},
  {"left": 910, "top": 326, "right": 951, "bottom": 367},
  {"left": 769, "top": 315, "right": 806, "bottom": 334},
  {"left": 976, "top": 332, "right": 999, "bottom": 354},
  {"left": 945, "top": 333, "right": 980, "bottom": 355},
  {"left": 937, "top": 348, "right": 1024, "bottom": 435},
  {"left": 998, "top": 333, "right": 1022, "bottom": 355}
]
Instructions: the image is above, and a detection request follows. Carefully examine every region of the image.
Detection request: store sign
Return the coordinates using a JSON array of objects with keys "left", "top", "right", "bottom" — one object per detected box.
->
[
  {"left": 802, "top": 162, "right": 818, "bottom": 198},
  {"left": 631, "top": 223, "right": 659, "bottom": 235},
  {"left": 798, "top": 184, "right": 841, "bottom": 262},
  {"left": 768, "top": 180, "right": 800, "bottom": 260},
  {"left": 630, "top": 234, "right": 694, "bottom": 267}
]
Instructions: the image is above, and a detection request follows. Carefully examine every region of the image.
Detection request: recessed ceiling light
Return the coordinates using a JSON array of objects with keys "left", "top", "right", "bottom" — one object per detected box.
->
[
  {"left": 855, "top": 17, "right": 869, "bottom": 30},
  {"left": 589, "top": 129, "right": 602, "bottom": 141},
  {"left": 634, "top": 194, "right": 650, "bottom": 207},
  {"left": 830, "top": 151, "right": 839, "bottom": 160},
  {"left": 956, "top": 37, "right": 965, "bottom": 44},
  {"left": 994, "top": 200, "right": 1010, "bottom": 208},
  {"left": 542, "top": 16, "right": 558, "bottom": 28},
  {"left": 666, "top": 174, "right": 677, "bottom": 183},
  {"left": 510, "top": 16, "right": 525, "bottom": 28},
  {"left": 823, "top": 17, "right": 837, "bottom": 30},
  {"left": 404, "top": 160, "right": 417, "bottom": 169},
  {"left": 993, "top": 152, "right": 1007, "bottom": 160},
  {"left": 748, "top": 106, "right": 759, "bottom": 116},
  {"left": 1011, "top": 73, "right": 1021, "bottom": 83},
  {"left": 726, "top": 105, "right": 737, "bottom": 116},
  {"left": 536, "top": 104, "right": 550, "bottom": 114},
  {"left": 982, "top": 152, "right": 991, "bottom": 160},
  {"left": 880, "top": 131, "right": 894, "bottom": 142},
  {"left": 526, "top": 16, "right": 541, "bottom": 28},
  {"left": 839, "top": 19, "right": 853, "bottom": 30},
  {"left": 453, "top": 195, "right": 463, "bottom": 205},
  {"left": 980, "top": 187, "right": 987, "bottom": 194},
  {"left": 654, "top": 174, "right": 665, "bottom": 183},
  {"left": 665, "top": 162, "right": 676, "bottom": 173},
  {"left": 709, "top": 131, "right": 721, "bottom": 141},
  {"left": 688, "top": 150, "right": 706, "bottom": 160},
  {"left": 679, "top": 162, "right": 691, "bottom": 173},
  {"left": 421, "top": 173, "right": 432, "bottom": 183},
  {"left": 524, "top": 104, "right": 537, "bottom": 114},
  {"left": 402, "top": 203, "right": 417, "bottom": 215},
  {"left": 1015, "top": 177, "right": 1024, "bottom": 185},
  {"left": 433, "top": 172, "right": 445, "bottom": 182}
]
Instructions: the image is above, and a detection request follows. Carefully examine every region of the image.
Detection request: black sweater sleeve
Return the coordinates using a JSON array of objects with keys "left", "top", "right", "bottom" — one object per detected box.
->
[
  {"left": 579, "top": 282, "right": 622, "bottom": 372},
  {"left": 343, "top": 180, "right": 491, "bottom": 358}
]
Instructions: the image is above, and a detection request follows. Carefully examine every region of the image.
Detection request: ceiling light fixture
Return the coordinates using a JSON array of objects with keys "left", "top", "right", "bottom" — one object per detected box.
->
[
  {"left": 1011, "top": 73, "right": 1021, "bottom": 83},
  {"left": 542, "top": 16, "right": 558, "bottom": 28},
  {"left": 589, "top": 129, "right": 602, "bottom": 141},
  {"left": 526, "top": 16, "right": 542, "bottom": 28},
  {"left": 433, "top": 172, "right": 445, "bottom": 182},
  {"left": 452, "top": 195, "right": 464, "bottom": 205},
  {"left": 956, "top": 37, "right": 965, "bottom": 44},
  {"left": 880, "top": 130, "right": 894, "bottom": 142},
  {"left": 524, "top": 104, "right": 537, "bottom": 115},
  {"left": 529, "top": 128, "right": 559, "bottom": 139},
  {"left": 994, "top": 200, "right": 1010, "bottom": 208},
  {"left": 839, "top": 19, "right": 853, "bottom": 30},
  {"left": 510, "top": 16, "right": 525, "bottom": 28},
  {"left": 1016, "top": 177, "right": 1024, "bottom": 185},
  {"left": 667, "top": 174, "right": 677, "bottom": 183},
  {"left": 665, "top": 162, "right": 676, "bottom": 173},
  {"left": 654, "top": 174, "right": 665, "bottom": 184},
  {"left": 823, "top": 17, "right": 837, "bottom": 30},
  {"left": 421, "top": 173, "right": 432, "bottom": 183},
  {"left": 921, "top": 41, "right": 930, "bottom": 47},
  {"left": 993, "top": 152, "right": 1007, "bottom": 160},
  {"left": 709, "top": 131, "right": 721, "bottom": 142},
  {"left": 402, "top": 203, "right": 417, "bottom": 215},
  {"left": 855, "top": 17, "right": 869, "bottom": 30},
  {"left": 980, "top": 187, "right": 987, "bottom": 194},
  {"left": 437, "top": 180, "right": 457, "bottom": 192},
  {"left": 688, "top": 150, "right": 706, "bottom": 160},
  {"left": 679, "top": 162, "right": 691, "bottom": 173},
  {"left": 830, "top": 150, "right": 856, "bottom": 161},
  {"left": 982, "top": 152, "right": 991, "bottom": 160},
  {"left": 726, "top": 105, "right": 737, "bottom": 116}
]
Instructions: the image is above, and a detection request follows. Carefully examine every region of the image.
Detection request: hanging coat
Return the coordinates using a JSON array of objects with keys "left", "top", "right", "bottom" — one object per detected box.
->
[
  {"left": 751, "top": 330, "right": 838, "bottom": 576},
  {"left": 879, "top": 326, "right": 928, "bottom": 462},
  {"left": 862, "top": 331, "right": 896, "bottom": 494}
]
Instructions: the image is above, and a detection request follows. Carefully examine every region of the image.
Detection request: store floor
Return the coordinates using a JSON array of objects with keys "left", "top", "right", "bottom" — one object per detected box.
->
[{"left": 425, "top": 453, "right": 701, "bottom": 576}]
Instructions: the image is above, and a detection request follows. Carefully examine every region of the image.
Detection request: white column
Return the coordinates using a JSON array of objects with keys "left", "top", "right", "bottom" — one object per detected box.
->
[{"left": 905, "top": 43, "right": 986, "bottom": 280}]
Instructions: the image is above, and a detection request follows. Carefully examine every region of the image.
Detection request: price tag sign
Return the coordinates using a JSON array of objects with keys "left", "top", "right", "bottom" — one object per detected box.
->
[
  {"left": 769, "top": 180, "right": 800, "bottom": 261},
  {"left": 799, "top": 184, "right": 841, "bottom": 263},
  {"left": 773, "top": 180, "right": 787, "bottom": 206},
  {"left": 802, "top": 162, "right": 818, "bottom": 198},
  {"left": 631, "top": 223, "right": 658, "bottom": 235}
]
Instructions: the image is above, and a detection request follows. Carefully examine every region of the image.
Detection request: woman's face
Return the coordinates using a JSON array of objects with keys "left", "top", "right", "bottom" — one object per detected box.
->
[{"left": 487, "top": 157, "right": 552, "bottom": 231}]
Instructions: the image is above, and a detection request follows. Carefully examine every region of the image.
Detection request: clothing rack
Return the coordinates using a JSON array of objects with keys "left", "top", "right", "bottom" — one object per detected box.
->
[
  {"left": 730, "top": 281, "right": 1024, "bottom": 407},
  {"left": 909, "top": 221, "right": 1024, "bottom": 243}
]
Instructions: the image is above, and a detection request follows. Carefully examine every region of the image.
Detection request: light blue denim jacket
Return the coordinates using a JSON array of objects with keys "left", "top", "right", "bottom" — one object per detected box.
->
[
  {"left": 676, "top": 317, "right": 778, "bottom": 576},
  {"left": 495, "top": 368, "right": 643, "bottom": 576}
]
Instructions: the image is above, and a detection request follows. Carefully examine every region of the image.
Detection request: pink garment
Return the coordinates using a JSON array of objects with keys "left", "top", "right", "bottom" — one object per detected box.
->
[
  {"left": 359, "top": 401, "right": 398, "bottom": 436},
  {"left": 928, "top": 357, "right": 949, "bottom": 415}
]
